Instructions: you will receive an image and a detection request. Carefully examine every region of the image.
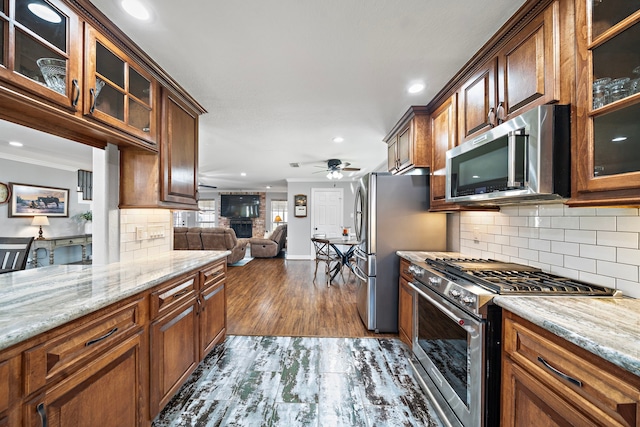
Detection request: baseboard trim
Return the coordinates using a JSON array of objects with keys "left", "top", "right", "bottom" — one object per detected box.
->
[{"left": 285, "top": 254, "right": 314, "bottom": 260}]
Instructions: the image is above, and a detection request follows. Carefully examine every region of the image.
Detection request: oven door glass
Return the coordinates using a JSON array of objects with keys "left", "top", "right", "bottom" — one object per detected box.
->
[{"left": 412, "top": 282, "right": 484, "bottom": 426}]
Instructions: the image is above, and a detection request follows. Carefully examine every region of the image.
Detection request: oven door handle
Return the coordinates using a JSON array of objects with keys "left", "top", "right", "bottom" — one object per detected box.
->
[{"left": 408, "top": 281, "right": 479, "bottom": 335}]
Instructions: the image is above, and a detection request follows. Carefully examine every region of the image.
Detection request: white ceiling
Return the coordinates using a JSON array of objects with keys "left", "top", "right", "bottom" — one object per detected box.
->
[{"left": 1, "top": 0, "right": 526, "bottom": 192}]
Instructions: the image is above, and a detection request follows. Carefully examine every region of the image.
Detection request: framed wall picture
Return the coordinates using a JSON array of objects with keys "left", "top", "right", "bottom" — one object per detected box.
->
[
  {"left": 294, "top": 194, "right": 307, "bottom": 217},
  {"left": 8, "top": 183, "right": 69, "bottom": 217}
]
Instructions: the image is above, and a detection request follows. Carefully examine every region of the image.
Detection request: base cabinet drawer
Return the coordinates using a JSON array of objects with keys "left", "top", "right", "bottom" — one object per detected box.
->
[
  {"left": 502, "top": 312, "right": 640, "bottom": 427},
  {"left": 23, "top": 332, "right": 144, "bottom": 427}
]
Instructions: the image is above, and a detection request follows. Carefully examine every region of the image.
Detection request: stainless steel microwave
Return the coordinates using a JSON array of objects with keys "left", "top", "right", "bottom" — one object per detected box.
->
[{"left": 446, "top": 105, "right": 570, "bottom": 205}]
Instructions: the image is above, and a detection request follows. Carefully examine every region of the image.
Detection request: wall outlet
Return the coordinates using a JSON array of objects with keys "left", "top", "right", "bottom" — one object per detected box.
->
[{"left": 136, "top": 226, "right": 148, "bottom": 241}]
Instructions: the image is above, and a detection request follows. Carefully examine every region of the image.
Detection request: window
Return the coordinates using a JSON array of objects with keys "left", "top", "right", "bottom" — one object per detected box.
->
[
  {"left": 197, "top": 199, "right": 216, "bottom": 228},
  {"left": 270, "top": 200, "right": 287, "bottom": 231}
]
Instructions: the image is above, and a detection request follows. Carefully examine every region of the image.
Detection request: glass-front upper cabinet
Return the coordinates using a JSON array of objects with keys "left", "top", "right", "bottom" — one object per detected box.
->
[
  {"left": 0, "top": 0, "right": 81, "bottom": 107},
  {"left": 573, "top": 0, "right": 640, "bottom": 205},
  {"left": 85, "top": 27, "right": 157, "bottom": 146}
]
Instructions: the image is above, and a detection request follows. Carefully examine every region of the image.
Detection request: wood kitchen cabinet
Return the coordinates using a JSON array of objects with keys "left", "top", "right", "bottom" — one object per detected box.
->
[
  {"left": 570, "top": 1, "right": 640, "bottom": 206},
  {"left": 398, "top": 258, "right": 415, "bottom": 347},
  {"left": 149, "top": 273, "right": 199, "bottom": 416},
  {"left": 23, "top": 332, "right": 145, "bottom": 427},
  {"left": 429, "top": 94, "right": 459, "bottom": 211},
  {"left": 119, "top": 87, "right": 200, "bottom": 209},
  {"left": 501, "top": 311, "right": 640, "bottom": 427},
  {"left": 199, "top": 261, "right": 227, "bottom": 356},
  {"left": 85, "top": 26, "right": 158, "bottom": 147},
  {"left": 0, "top": 256, "right": 227, "bottom": 427},
  {"left": 458, "top": 1, "right": 560, "bottom": 142},
  {"left": 385, "top": 106, "right": 431, "bottom": 174},
  {"left": 0, "top": 0, "right": 83, "bottom": 109}
]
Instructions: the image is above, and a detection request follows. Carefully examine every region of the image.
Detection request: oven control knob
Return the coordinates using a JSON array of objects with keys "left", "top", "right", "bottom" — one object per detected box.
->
[
  {"left": 428, "top": 276, "right": 442, "bottom": 286},
  {"left": 408, "top": 265, "right": 424, "bottom": 278},
  {"left": 461, "top": 295, "right": 476, "bottom": 306},
  {"left": 449, "top": 289, "right": 461, "bottom": 299}
]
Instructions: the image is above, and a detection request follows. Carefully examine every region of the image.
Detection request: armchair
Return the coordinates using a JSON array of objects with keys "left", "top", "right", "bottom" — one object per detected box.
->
[{"left": 249, "top": 224, "right": 287, "bottom": 258}]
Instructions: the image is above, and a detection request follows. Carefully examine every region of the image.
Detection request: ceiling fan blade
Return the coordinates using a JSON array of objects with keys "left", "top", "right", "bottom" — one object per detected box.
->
[
  {"left": 198, "top": 184, "right": 218, "bottom": 189},
  {"left": 342, "top": 167, "right": 360, "bottom": 171}
]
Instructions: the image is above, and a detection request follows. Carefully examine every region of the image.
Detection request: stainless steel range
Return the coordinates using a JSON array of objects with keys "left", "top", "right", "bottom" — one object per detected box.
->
[{"left": 405, "top": 253, "right": 620, "bottom": 427}]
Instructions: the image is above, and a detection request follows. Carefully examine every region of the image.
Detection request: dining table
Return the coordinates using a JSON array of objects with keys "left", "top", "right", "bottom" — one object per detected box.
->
[{"left": 326, "top": 237, "right": 360, "bottom": 282}]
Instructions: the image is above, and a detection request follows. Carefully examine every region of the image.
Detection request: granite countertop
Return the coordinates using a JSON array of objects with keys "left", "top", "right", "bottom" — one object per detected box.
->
[
  {"left": 0, "top": 250, "right": 229, "bottom": 352},
  {"left": 494, "top": 296, "right": 640, "bottom": 377}
]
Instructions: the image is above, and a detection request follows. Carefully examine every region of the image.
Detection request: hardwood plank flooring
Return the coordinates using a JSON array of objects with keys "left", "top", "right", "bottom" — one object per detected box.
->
[{"left": 226, "top": 257, "right": 397, "bottom": 338}]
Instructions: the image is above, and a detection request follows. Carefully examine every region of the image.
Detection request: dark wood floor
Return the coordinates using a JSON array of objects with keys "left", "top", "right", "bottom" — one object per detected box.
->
[{"left": 226, "top": 256, "right": 397, "bottom": 338}]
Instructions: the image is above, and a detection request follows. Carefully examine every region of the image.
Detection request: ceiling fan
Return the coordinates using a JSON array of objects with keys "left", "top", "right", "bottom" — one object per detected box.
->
[{"left": 311, "top": 159, "right": 361, "bottom": 179}]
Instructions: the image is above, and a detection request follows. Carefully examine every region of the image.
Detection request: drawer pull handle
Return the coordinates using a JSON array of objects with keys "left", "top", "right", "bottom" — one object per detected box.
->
[
  {"left": 173, "top": 289, "right": 190, "bottom": 299},
  {"left": 537, "top": 356, "right": 582, "bottom": 387},
  {"left": 85, "top": 327, "right": 118, "bottom": 347},
  {"left": 37, "top": 402, "right": 48, "bottom": 427}
]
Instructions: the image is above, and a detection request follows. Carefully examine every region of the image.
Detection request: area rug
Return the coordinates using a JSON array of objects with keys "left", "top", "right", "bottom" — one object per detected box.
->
[{"left": 229, "top": 257, "right": 253, "bottom": 267}]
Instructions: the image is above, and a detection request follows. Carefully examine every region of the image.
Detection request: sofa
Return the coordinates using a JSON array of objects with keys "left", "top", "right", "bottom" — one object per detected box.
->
[
  {"left": 249, "top": 224, "right": 287, "bottom": 258},
  {"left": 174, "top": 226, "right": 248, "bottom": 265}
]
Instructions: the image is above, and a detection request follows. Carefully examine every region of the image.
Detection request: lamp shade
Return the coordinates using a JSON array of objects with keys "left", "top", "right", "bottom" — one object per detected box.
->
[
  {"left": 274, "top": 215, "right": 282, "bottom": 222},
  {"left": 32, "top": 216, "right": 50, "bottom": 226}
]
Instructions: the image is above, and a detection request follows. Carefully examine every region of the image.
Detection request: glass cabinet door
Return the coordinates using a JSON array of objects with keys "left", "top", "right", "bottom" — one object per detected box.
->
[
  {"left": 0, "top": 0, "right": 80, "bottom": 105},
  {"left": 588, "top": 1, "right": 640, "bottom": 182},
  {"left": 86, "top": 27, "right": 156, "bottom": 145}
]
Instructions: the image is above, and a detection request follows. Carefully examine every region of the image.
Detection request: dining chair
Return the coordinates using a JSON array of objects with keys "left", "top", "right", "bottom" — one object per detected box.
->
[
  {"left": 0, "top": 237, "right": 35, "bottom": 273},
  {"left": 311, "top": 237, "right": 341, "bottom": 287}
]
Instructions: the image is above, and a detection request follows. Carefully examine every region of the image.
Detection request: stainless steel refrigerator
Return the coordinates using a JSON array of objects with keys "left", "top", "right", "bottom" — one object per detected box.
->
[{"left": 352, "top": 172, "right": 447, "bottom": 333}]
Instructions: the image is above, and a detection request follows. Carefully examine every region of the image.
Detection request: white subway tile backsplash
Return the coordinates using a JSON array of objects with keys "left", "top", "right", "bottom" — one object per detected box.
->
[
  {"left": 597, "top": 260, "right": 638, "bottom": 282},
  {"left": 617, "top": 216, "right": 640, "bottom": 232},
  {"left": 564, "top": 230, "right": 596, "bottom": 245},
  {"left": 551, "top": 241, "right": 580, "bottom": 256},
  {"left": 551, "top": 216, "right": 580, "bottom": 230},
  {"left": 597, "top": 231, "right": 638, "bottom": 249},
  {"left": 510, "top": 236, "right": 529, "bottom": 248},
  {"left": 539, "top": 251, "right": 563, "bottom": 267},
  {"left": 580, "top": 216, "right": 616, "bottom": 231},
  {"left": 617, "top": 248, "right": 640, "bottom": 266},
  {"left": 518, "top": 248, "right": 538, "bottom": 262},
  {"left": 459, "top": 203, "right": 640, "bottom": 296},
  {"left": 539, "top": 228, "right": 565, "bottom": 241},
  {"left": 579, "top": 271, "right": 616, "bottom": 288},
  {"left": 597, "top": 208, "right": 638, "bottom": 216},
  {"left": 529, "top": 239, "right": 551, "bottom": 252},
  {"left": 579, "top": 244, "right": 616, "bottom": 262},
  {"left": 564, "top": 255, "right": 596, "bottom": 273},
  {"left": 538, "top": 204, "right": 565, "bottom": 216}
]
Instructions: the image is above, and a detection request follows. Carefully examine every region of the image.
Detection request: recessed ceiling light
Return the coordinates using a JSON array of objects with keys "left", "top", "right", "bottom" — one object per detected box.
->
[
  {"left": 28, "top": 3, "right": 62, "bottom": 23},
  {"left": 408, "top": 83, "right": 425, "bottom": 94},
  {"left": 332, "top": 136, "right": 344, "bottom": 143},
  {"left": 611, "top": 136, "right": 627, "bottom": 142},
  {"left": 9, "top": 141, "right": 23, "bottom": 147},
  {"left": 240, "top": 172, "right": 247, "bottom": 177},
  {"left": 266, "top": 186, "right": 271, "bottom": 189},
  {"left": 121, "top": 0, "right": 150, "bottom": 20}
]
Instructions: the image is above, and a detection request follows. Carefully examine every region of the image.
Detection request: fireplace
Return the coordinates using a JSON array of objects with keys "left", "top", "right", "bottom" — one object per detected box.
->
[{"left": 230, "top": 219, "right": 253, "bottom": 238}]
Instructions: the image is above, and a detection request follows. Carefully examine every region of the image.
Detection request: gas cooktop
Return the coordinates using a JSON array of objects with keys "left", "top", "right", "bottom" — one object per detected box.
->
[{"left": 424, "top": 257, "right": 620, "bottom": 296}]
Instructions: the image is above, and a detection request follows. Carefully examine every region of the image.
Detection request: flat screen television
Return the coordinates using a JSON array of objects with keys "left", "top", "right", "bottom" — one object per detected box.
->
[{"left": 220, "top": 194, "right": 260, "bottom": 218}]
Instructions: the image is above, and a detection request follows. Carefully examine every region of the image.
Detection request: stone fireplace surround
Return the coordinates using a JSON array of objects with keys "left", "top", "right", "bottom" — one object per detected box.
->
[{"left": 218, "top": 192, "right": 267, "bottom": 238}]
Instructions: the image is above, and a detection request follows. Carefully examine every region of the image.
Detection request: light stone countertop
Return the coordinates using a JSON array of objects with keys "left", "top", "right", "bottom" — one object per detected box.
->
[
  {"left": 494, "top": 296, "right": 640, "bottom": 377},
  {"left": 0, "top": 250, "right": 230, "bottom": 352},
  {"left": 397, "top": 251, "right": 640, "bottom": 377}
]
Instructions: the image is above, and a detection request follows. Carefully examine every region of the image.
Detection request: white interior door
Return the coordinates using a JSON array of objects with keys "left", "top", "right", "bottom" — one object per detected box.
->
[{"left": 311, "top": 188, "right": 344, "bottom": 238}]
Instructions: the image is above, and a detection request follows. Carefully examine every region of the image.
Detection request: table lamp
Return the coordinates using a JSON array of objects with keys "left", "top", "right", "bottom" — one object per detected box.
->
[
  {"left": 32, "top": 215, "right": 49, "bottom": 240},
  {"left": 274, "top": 215, "right": 282, "bottom": 223}
]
